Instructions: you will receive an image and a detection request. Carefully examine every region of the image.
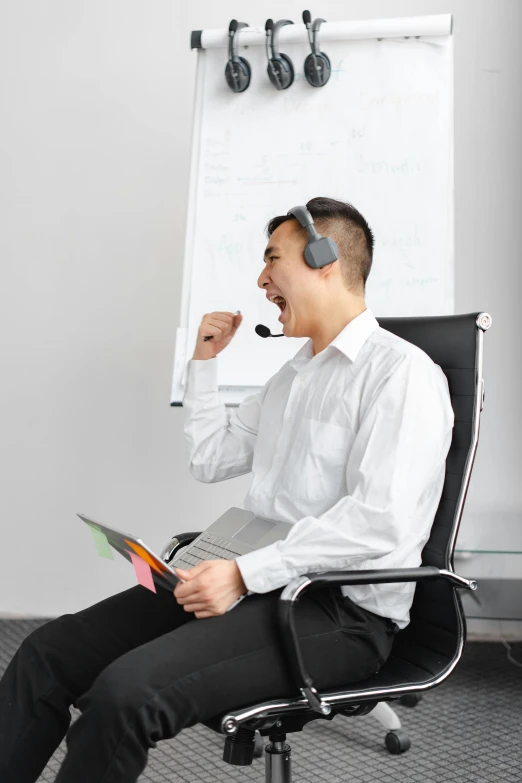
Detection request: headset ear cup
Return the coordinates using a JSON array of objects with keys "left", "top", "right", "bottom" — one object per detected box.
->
[
  {"left": 238, "top": 56, "right": 252, "bottom": 90},
  {"left": 225, "top": 61, "right": 240, "bottom": 92},
  {"left": 267, "top": 56, "right": 294, "bottom": 90},
  {"left": 266, "top": 60, "right": 281, "bottom": 89},
  {"left": 225, "top": 57, "right": 251, "bottom": 92},
  {"left": 304, "top": 52, "right": 331, "bottom": 87},
  {"left": 278, "top": 53, "right": 295, "bottom": 89},
  {"left": 319, "top": 51, "right": 331, "bottom": 85}
]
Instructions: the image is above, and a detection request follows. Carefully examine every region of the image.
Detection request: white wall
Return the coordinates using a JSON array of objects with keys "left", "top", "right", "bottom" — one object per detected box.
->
[{"left": 0, "top": 0, "right": 521, "bottom": 618}]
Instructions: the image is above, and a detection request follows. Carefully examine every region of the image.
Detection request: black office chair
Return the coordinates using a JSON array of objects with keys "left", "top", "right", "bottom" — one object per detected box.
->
[{"left": 162, "top": 311, "right": 491, "bottom": 782}]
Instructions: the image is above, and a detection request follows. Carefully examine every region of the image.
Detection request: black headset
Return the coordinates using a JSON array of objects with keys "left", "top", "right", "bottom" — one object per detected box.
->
[
  {"left": 265, "top": 18, "right": 295, "bottom": 90},
  {"left": 224, "top": 20, "right": 251, "bottom": 93},
  {"left": 302, "top": 11, "right": 331, "bottom": 87},
  {"left": 288, "top": 205, "right": 338, "bottom": 268}
]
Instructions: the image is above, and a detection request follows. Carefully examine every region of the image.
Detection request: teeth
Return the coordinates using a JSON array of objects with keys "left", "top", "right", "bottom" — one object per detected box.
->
[{"left": 269, "top": 295, "right": 287, "bottom": 312}]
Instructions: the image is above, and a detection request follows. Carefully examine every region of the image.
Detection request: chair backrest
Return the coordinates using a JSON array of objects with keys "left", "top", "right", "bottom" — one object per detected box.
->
[{"left": 375, "top": 312, "right": 491, "bottom": 680}]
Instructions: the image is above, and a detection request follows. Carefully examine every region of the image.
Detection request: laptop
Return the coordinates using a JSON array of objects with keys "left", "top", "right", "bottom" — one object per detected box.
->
[{"left": 77, "top": 506, "right": 293, "bottom": 594}]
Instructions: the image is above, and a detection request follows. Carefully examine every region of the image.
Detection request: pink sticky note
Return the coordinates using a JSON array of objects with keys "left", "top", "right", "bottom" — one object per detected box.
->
[{"left": 125, "top": 549, "right": 157, "bottom": 593}]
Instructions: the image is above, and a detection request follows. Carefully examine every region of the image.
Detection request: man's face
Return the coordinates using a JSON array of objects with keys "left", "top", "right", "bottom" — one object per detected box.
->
[{"left": 258, "top": 220, "right": 319, "bottom": 338}]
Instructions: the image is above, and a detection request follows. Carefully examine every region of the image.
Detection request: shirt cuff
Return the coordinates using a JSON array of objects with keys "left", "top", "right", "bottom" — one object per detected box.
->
[
  {"left": 236, "top": 543, "right": 292, "bottom": 594},
  {"left": 184, "top": 357, "right": 218, "bottom": 397}
]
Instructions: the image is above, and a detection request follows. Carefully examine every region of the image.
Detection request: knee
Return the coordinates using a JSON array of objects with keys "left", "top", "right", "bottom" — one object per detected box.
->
[
  {"left": 77, "top": 658, "right": 147, "bottom": 719},
  {"left": 16, "top": 614, "right": 76, "bottom": 667},
  {"left": 76, "top": 661, "right": 190, "bottom": 745},
  {"left": 75, "top": 665, "right": 150, "bottom": 746}
]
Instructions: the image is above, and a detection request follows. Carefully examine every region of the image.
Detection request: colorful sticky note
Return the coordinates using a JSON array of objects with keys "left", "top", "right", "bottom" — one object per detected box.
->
[
  {"left": 88, "top": 525, "right": 114, "bottom": 560},
  {"left": 123, "top": 539, "right": 168, "bottom": 575},
  {"left": 125, "top": 550, "right": 157, "bottom": 593}
]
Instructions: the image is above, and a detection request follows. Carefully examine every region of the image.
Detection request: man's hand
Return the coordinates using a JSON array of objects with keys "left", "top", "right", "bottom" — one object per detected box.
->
[{"left": 173, "top": 560, "right": 247, "bottom": 618}]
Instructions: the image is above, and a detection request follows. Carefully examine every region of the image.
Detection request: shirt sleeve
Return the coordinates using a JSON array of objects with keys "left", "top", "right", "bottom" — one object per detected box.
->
[
  {"left": 235, "top": 356, "right": 455, "bottom": 594},
  {"left": 182, "top": 358, "right": 273, "bottom": 483}
]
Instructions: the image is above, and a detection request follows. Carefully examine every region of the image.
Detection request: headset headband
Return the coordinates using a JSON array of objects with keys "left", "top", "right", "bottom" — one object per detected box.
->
[{"left": 287, "top": 205, "right": 339, "bottom": 269}]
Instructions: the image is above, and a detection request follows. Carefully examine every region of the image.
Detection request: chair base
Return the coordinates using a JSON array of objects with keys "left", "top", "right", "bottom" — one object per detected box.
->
[
  {"left": 217, "top": 700, "right": 413, "bottom": 778},
  {"left": 371, "top": 701, "right": 401, "bottom": 731},
  {"left": 399, "top": 691, "right": 423, "bottom": 708},
  {"left": 385, "top": 729, "right": 411, "bottom": 754},
  {"left": 265, "top": 734, "right": 292, "bottom": 783},
  {"left": 222, "top": 726, "right": 257, "bottom": 766}
]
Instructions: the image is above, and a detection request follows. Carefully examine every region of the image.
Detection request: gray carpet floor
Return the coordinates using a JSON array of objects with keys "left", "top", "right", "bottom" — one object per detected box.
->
[{"left": 1, "top": 618, "right": 521, "bottom": 782}]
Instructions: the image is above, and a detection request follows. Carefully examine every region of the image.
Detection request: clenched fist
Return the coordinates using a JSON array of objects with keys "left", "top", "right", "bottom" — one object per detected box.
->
[{"left": 192, "top": 311, "right": 242, "bottom": 360}]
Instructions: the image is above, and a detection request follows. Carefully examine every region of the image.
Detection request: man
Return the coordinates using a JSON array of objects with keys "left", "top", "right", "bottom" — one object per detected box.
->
[{"left": 0, "top": 196, "right": 454, "bottom": 782}]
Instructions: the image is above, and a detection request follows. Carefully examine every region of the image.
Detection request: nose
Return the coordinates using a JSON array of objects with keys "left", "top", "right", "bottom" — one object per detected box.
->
[{"left": 258, "top": 266, "right": 270, "bottom": 290}]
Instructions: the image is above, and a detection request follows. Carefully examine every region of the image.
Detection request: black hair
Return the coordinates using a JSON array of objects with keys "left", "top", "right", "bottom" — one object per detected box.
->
[{"left": 265, "top": 196, "right": 374, "bottom": 295}]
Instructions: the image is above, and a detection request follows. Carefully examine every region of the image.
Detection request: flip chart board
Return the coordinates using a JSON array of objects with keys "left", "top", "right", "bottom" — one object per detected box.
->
[{"left": 171, "top": 14, "right": 454, "bottom": 406}]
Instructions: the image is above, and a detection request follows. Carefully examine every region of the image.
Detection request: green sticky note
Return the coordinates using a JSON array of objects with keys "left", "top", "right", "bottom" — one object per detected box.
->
[{"left": 88, "top": 524, "right": 114, "bottom": 560}]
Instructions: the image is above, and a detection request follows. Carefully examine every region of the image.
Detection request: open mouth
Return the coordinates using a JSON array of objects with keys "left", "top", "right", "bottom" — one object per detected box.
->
[{"left": 269, "top": 295, "right": 287, "bottom": 312}]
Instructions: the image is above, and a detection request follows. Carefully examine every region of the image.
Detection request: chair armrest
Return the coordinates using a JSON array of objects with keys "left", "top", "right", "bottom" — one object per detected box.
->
[
  {"left": 160, "top": 532, "right": 202, "bottom": 564},
  {"left": 277, "top": 566, "right": 477, "bottom": 716},
  {"left": 282, "top": 566, "right": 477, "bottom": 593}
]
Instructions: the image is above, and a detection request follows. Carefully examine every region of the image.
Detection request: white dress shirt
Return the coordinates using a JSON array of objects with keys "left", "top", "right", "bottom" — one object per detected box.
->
[{"left": 182, "top": 307, "right": 454, "bottom": 629}]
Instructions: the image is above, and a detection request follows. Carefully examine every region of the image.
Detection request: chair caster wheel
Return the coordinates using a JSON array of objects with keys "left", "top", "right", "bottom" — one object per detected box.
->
[
  {"left": 385, "top": 729, "right": 411, "bottom": 754},
  {"left": 254, "top": 731, "right": 264, "bottom": 759},
  {"left": 399, "top": 693, "right": 423, "bottom": 708}
]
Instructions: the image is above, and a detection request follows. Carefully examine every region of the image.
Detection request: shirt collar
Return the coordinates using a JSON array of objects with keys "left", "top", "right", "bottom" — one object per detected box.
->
[{"left": 288, "top": 307, "right": 379, "bottom": 370}]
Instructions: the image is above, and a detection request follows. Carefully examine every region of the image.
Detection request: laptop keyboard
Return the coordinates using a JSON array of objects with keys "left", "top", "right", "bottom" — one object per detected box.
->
[{"left": 172, "top": 532, "right": 244, "bottom": 568}]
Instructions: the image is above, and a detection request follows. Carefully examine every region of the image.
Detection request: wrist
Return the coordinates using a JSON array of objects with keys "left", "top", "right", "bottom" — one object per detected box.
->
[
  {"left": 192, "top": 352, "right": 216, "bottom": 361},
  {"left": 233, "top": 560, "right": 247, "bottom": 593}
]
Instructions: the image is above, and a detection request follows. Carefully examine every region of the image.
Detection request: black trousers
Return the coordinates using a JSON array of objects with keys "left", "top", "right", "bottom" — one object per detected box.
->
[{"left": 0, "top": 582, "right": 397, "bottom": 783}]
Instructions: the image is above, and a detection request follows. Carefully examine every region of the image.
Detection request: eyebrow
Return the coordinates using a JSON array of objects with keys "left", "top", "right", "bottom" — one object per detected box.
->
[{"left": 263, "top": 244, "right": 281, "bottom": 261}]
